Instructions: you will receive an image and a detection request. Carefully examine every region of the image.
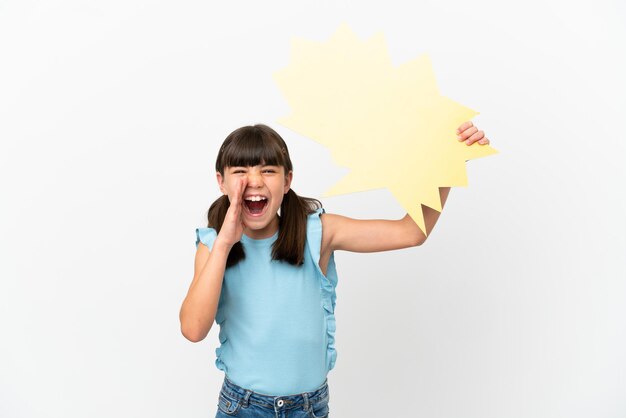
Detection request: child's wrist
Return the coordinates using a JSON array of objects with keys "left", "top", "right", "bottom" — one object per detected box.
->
[{"left": 213, "top": 237, "right": 234, "bottom": 253}]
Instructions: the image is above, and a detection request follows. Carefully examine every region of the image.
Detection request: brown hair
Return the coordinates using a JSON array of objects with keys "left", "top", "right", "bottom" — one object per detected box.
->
[{"left": 205, "top": 124, "right": 322, "bottom": 268}]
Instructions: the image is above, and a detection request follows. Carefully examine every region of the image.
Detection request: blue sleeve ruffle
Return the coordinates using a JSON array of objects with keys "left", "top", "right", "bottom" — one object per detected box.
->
[
  {"left": 306, "top": 207, "right": 339, "bottom": 371},
  {"left": 195, "top": 227, "right": 218, "bottom": 251}
]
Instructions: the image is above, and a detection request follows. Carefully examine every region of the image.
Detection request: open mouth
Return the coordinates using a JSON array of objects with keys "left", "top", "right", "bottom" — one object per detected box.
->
[{"left": 243, "top": 198, "right": 269, "bottom": 216}]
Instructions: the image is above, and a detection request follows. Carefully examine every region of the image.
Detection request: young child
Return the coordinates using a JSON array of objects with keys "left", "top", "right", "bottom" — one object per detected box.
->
[{"left": 180, "top": 122, "right": 490, "bottom": 418}]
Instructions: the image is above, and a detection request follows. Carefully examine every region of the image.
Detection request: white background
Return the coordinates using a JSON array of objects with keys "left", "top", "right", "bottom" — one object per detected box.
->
[{"left": 1, "top": 1, "right": 625, "bottom": 417}]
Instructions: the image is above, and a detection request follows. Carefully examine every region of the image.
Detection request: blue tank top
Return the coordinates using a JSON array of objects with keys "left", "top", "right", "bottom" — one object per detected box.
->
[{"left": 195, "top": 207, "right": 339, "bottom": 395}]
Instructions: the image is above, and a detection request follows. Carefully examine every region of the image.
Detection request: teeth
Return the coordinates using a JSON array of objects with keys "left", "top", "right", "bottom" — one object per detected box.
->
[{"left": 244, "top": 196, "right": 267, "bottom": 202}]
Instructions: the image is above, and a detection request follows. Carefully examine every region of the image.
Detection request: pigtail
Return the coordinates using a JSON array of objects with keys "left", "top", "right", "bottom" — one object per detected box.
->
[
  {"left": 277, "top": 191, "right": 322, "bottom": 265},
  {"left": 206, "top": 194, "right": 246, "bottom": 268}
]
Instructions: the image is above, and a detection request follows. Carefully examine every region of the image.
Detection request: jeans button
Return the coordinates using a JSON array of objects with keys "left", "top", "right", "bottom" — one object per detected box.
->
[{"left": 277, "top": 399, "right": 284, "bottom": 407}]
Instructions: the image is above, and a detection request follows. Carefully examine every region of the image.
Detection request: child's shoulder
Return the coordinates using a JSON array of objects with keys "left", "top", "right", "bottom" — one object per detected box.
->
[
  {"left": 307, "top": 206, "right": 325, "bottom": 219},
  {"left": 306, "top": 207, "right": 331, "bottom": 235},
  {"left": 307, "top": 207, "right": 338, "bottom": 259}
]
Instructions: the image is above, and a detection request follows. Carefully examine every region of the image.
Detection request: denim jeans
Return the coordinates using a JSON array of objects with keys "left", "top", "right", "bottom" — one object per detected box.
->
[{"left": 215, "top": 375, "right": 330, "bottom": 418}]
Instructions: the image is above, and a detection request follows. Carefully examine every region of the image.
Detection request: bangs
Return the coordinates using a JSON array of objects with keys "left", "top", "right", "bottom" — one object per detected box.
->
[{"left": 219, "top": 125, "right": 287, "bottom": 170}]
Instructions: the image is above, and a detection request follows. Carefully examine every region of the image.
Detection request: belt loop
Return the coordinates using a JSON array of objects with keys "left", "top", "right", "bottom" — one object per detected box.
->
[
  {"left": 242, "top": 390, "right": 252, "bottom": 407},
  {"left": 303, "top": 393, "right": 310, "bottom": 411}
]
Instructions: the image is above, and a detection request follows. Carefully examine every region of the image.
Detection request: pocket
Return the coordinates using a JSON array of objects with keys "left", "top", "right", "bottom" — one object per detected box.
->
[
  {"left": 308, "top": 397, "right": 329, "bottom": 418},
  {"left": 217, "top": 391, "right": 242, "bottom": 416}
]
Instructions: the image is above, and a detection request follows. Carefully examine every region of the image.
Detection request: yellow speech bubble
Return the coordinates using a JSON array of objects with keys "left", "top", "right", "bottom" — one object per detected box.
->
[{"left": 273, "top": 23, "right": 498, "bottom": 236}]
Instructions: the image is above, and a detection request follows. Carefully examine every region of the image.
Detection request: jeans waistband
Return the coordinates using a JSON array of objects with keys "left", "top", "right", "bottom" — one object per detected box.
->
[{"left": 220, "top": 375, "right": 329, "bottom": 410}]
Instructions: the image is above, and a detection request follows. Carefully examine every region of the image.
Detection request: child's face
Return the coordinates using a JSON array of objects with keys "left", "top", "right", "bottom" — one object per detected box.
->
[{"left": 216, "top": 164, "right": 293, "bottom": 228}]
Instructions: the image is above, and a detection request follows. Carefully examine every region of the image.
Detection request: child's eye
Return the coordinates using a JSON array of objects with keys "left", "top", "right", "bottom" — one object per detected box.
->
[{"left": 232, "top": 169, "right": 275, "bottom": 174}]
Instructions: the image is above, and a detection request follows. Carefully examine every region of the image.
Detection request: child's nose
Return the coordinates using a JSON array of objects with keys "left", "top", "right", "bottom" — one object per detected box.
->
[{"left": 246, "top": 172, "right": 263, "bottom": 186}]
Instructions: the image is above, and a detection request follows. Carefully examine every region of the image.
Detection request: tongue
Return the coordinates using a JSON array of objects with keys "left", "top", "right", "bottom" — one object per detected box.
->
[{"left": 247, "top": 200, "right": 266, "bottom": 214}]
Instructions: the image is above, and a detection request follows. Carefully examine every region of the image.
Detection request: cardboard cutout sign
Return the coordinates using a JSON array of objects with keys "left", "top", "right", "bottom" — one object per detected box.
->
[{"left": 273, "top": 23, "right": 498, "bottom": 235}]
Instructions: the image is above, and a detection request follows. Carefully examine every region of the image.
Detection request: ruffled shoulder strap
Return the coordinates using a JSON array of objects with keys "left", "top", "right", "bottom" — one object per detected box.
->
[
  {"left": 305, "top": 206, "right": 339, "bottom": 371},
  {"left": 305, "top": 206, "right": 339, "bottom": 286},
  {"left": 195, "top": 227, "right": 218, "bottom": 251},
  {"left": 306, "top": 207, "right": 325, "bottom": 273}
]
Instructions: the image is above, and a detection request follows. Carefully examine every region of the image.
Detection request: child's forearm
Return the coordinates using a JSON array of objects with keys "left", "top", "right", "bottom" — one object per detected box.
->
[
  {"left": 179, "top": 239, "right": 231, "bottom": 342},
  {"left": 401, "top": 187, "right": 451, "bottom": 243}
]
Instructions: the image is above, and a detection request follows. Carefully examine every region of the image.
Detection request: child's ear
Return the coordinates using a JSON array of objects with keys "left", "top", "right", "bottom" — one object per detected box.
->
[
  {"left": 216, "top": 171, "right": 226, "bottom": 195},
  {"left": 284, "top": 170, "right": 293, "bottom": 194}
]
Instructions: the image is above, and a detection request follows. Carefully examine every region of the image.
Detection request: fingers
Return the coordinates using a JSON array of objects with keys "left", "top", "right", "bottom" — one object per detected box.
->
[
  {"left": 237, "top": 178, "right": 248, "bottom": 229},
  {"left": 232, "top": 177, "right": 247, "bottom": 217},
  {"left": 230, "top": 177, "right": 246, "bottom": 203},
  {"left": 231, "top": 178, "right": 241, "bottom": 206},
  {"left": 464, "top": 129, "right": 486, "bottom": 145},
  {"left": 456, "top": 121, "right": 473, "bottom": 134},
  {"left": 456, "top": 121, "right": 490, "bottom": 146},
  {"left": 239, "top": 177, "right": 247, "bottom": 201},
  {"left": 457, "top": 125, "right": 478, "bottom": 142},
  {"left": 219, "top": 178, "right": 247, "bottom": 244}
]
